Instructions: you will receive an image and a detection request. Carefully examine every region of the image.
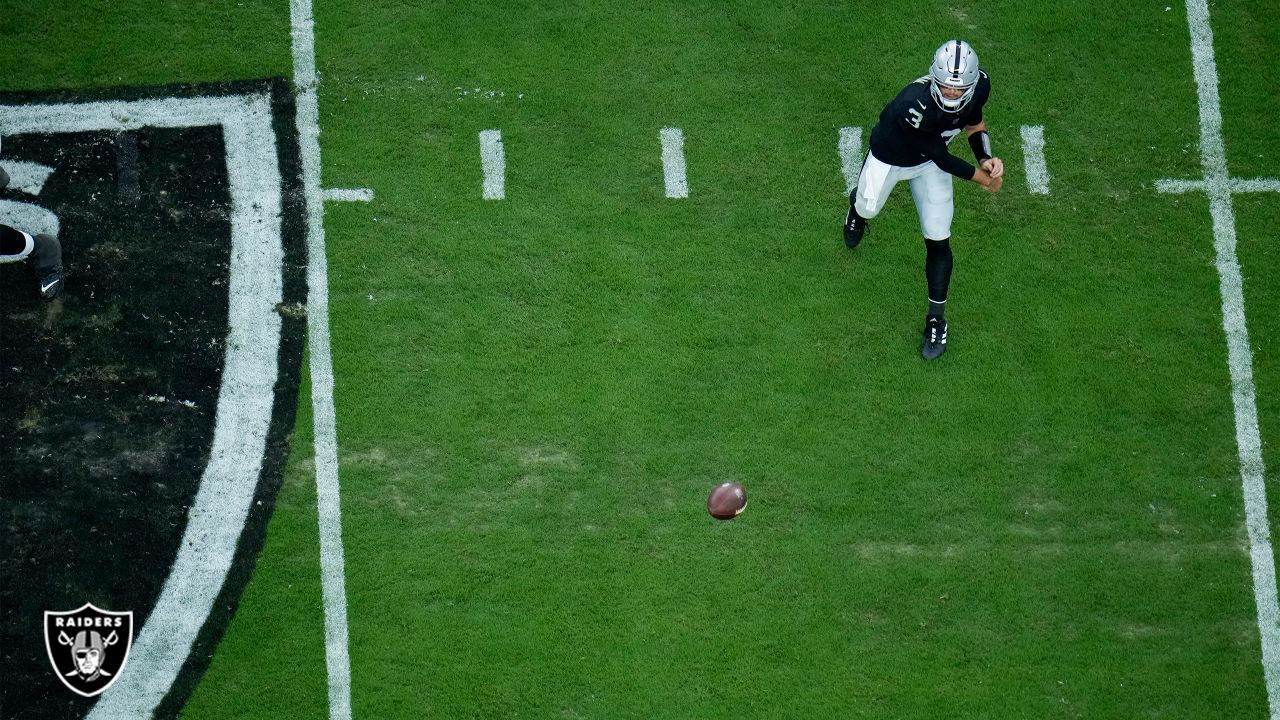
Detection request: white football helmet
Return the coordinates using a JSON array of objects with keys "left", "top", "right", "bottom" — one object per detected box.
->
[{"left": 929, "top": 40, "right": 980, "bottom": 113}]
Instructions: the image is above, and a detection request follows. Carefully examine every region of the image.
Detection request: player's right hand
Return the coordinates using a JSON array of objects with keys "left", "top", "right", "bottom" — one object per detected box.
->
[{"left": 983, "top": 175, "right": 1003, "bottom": 193}]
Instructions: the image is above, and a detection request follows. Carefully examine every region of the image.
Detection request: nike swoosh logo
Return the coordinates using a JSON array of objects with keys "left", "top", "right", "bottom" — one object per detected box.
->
[
  {"left": 916, "top": 100, "right": 926, "bottom": 109},
  {"left": 41, "top": 279, "right": 61, "bottom": 293}
]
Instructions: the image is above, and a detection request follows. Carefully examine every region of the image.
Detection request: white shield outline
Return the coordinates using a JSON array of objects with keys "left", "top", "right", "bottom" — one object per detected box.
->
[
  {"left": 43, "top": 603, "right": 135, "bottom": 698},
  {"left": 2, "top": 93, "right": 286, "bottom": 718}
]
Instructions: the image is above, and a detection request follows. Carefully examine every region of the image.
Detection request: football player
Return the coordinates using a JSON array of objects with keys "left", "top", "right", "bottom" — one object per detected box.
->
[
  {"left": 842, "top": 39, "right": 1004, "bottom": 360},
  {"left": 0, "top": 170, "right": 64, "bottom": 300}
]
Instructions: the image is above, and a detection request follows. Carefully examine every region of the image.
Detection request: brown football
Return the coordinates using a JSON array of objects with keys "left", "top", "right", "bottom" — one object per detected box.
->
[{"left": 707, "top": 482, "right": 747, "bottom": 520}]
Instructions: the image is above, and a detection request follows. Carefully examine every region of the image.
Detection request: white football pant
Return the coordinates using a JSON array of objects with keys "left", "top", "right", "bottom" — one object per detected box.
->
[{"left": 853, "top": 151, "right": 954, "bottom": 241}]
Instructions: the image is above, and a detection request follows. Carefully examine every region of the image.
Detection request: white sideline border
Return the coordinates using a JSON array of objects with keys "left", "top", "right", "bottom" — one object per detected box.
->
[
  {"left": 290, "top": 1, "right": 354, "bottom": 720},
  {"left": 1159, "top": 1, "right": 1280, "bottom": 716}
]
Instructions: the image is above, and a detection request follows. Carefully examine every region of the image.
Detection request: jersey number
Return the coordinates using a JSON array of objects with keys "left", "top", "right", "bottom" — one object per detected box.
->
[{"left": 906, "top": 108, "right": 923, "bottom": 129}]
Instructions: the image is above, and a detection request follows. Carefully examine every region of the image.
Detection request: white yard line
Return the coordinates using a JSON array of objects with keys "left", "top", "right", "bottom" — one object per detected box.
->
[
  {"left": 324, "top": 187, "right": 374, "bottom": 202},
  {"left": 1159, "top": 177, "right": 1280, "bottom": 194},
  {"left": 1019, "top": 124, "right": 1049, "bottom": 195},
  {"left": 837, "top": 126, "right": 862, "bottom": 195},
  {"left": 289, "top": 2, "right": 354, "bottom": 720},
  {"left": 1156, "top": 178, "right": 1204, "bottom": 194},
  {"left": 660, "top": 127, "right": 688, "bottom": 198},
  {"left": 479, "top": 129, "right": 506, "bottom": 200},
  {"left": 1172, "top": 0, "right": 1280, "bottom": 715},
  {"left": 1230, "top": 178, "right": 1280, "bottom": 193}
]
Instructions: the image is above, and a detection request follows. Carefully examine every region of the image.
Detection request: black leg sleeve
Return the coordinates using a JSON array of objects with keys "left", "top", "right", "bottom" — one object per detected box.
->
[{"left": 924, "top": 237, "right": 953, "bottom": 303}]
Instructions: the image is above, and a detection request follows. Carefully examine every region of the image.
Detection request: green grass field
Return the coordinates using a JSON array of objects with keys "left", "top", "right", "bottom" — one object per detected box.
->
[{"left": 8, "top": 1, "right": 1280, "bottom": 718}]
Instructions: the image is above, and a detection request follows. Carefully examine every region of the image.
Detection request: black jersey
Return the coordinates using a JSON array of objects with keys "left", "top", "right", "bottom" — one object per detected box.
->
[{"left": 868, "top": 71, "right": 991, "bottom": 180}]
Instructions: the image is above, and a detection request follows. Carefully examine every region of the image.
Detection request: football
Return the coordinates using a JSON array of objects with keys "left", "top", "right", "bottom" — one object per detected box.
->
[{"left": 707, "top": 482, "right": 747, "bottom": 520}]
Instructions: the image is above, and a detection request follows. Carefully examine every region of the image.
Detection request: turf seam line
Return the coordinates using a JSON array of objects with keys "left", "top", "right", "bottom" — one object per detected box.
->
[
  {"left": 837, "top": 126, "right": 862, "bottom": 195},
  {"left": 1019, "top": 125, "right": 1049, "bottom": 194},
  {"left": 660, "top": 127, "right": 688, "bottom": 198},
  {"left": 1171, "top": 1, "right": 1280, "bottom": 715},
  {"left": 290, "top": 2, "right": 355, "bottom": 719}
]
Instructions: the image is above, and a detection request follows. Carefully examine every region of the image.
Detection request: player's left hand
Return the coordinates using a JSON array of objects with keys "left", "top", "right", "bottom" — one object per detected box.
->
[{"left": 981, "top": 157, "right": 1004, "bottom": 178}]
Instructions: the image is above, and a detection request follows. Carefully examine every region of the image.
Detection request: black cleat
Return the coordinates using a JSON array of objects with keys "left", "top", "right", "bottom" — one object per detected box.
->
[
  {"left": 921, "top": 315, "right": 947, "bottom": 360},
  {"left": 843, "top": 207, "right": 868, "bottom": 249},
  {"left": 38, "top": 265, "right": 65, "bottom": 300}
]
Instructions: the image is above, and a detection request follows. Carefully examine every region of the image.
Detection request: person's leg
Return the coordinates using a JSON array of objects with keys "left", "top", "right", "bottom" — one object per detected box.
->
[
  {"left": 910, "top": 165, "right": 955, "bottom": 359},
  {"left": 31, "top": 233, "right": 64, "bottom": 300},
  {"left": 844, "top": 153, "right": 903, "bottom": 249},
  {"left": 0, "top": 223, "right": 35, "bottom": 264},
  {"left": 0, "top": 223, "right": 62, "bottom": 299}
]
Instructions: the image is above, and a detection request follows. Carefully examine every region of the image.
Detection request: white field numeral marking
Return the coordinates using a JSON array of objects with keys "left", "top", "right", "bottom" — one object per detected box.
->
[
  {"left": 660, "top": 127, "right": 688, "bottom": 199},
  {"left": 2, "top": 160, "right": 56, "bottom": 194},
  {"left": 479, "top": 129, "right": 506, "bottom": 200},
  {"left": 838, "top": 126, "right": 862, "bottom": 194},
  {"left": 1020, "top": 124, "right": 1050, "bottom": 195}
]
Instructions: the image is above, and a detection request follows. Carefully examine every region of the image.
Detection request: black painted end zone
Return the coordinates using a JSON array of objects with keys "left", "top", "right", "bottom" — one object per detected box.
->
[{"left": 0, "top": 78, "right": 307, "bottom": 720}]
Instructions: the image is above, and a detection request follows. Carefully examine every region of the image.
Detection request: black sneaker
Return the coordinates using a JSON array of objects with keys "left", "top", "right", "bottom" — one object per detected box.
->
[
  {"left": 843, "top": 207, "right": 868, "bottom": 249},
  {"left": 921, "top": 315, "right": 947, "bottom": 360},
  {"left": 38, "top": 265, "right": 65, "bottom": 300}
]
